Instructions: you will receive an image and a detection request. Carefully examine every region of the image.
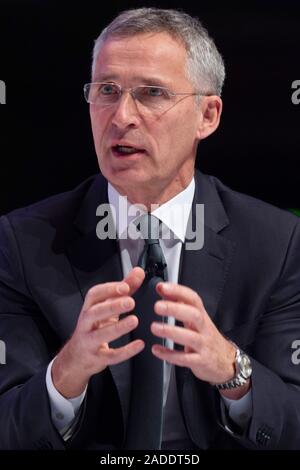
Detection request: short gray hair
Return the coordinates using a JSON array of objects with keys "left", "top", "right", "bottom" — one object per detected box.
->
[{"left": 92, "top": 8, "right": 225, "bottom": 96}]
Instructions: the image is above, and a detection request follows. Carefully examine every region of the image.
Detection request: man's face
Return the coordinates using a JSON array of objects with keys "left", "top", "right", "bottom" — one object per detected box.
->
[{"left": 90, "top": 32, "right": 204, "bottom": 203}]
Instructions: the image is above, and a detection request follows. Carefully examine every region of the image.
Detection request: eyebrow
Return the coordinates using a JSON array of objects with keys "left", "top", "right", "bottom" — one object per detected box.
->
[{"left": 93, "top": 74, "right": 171, "bottom": 88}]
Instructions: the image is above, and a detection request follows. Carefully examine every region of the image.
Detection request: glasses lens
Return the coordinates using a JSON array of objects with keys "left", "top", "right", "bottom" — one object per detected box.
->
[
  {"left": 84, "top": 84, "right": 91, "bottom": 102},
  {"left": 135, "top": 86, "right": 171, "bottom": 110},
  {"left": 84, "top": 83, "right": 120, "bottom": 105}
]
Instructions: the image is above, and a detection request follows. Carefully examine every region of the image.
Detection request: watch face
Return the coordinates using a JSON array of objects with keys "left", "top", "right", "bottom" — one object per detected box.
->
[{"left": 240, "top": 354, "right": 252, "bottom": 378}]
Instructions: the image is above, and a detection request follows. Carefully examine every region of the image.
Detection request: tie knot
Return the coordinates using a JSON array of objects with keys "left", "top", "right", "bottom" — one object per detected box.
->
[
  {"left": 137, "top": 214, "right": 160, "bottom": 244},
  {"left": 136, "top": 214, "right": 167, "bottom": 280}
]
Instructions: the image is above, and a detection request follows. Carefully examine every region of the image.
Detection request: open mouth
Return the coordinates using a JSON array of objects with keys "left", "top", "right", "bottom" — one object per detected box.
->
[{"left": 112, "top": 144, "right": 146, "bottom": 157}]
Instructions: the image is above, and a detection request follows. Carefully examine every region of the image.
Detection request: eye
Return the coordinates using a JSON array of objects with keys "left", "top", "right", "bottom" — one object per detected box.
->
[
  {"left": 143, "top": 87, "right": 170, "bottom": 98},
  {"left": 99, "top": 83, "right": 118, "bottom": 95}
]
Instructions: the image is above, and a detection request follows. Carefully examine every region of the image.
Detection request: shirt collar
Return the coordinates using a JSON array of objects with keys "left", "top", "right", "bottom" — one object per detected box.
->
[{"left": 108, "top": 177, "right": 195, "bottom": 242}]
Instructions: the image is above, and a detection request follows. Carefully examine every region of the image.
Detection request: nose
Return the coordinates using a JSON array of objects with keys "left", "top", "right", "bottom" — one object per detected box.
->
[{"left": 111, "top": 91, "right": 141, "bottom": 130}]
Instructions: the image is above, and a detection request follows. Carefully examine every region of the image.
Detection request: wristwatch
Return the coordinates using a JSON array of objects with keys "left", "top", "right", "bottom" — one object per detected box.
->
[{"left": 215, "top": 346, "right": 252, "bottom": 390}]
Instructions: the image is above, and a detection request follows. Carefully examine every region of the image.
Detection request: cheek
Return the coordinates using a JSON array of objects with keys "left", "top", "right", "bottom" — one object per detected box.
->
[
  {"left": 90, "top": 113, "right": 106, "bottom": 148},
  {"left": 163, "top": 115, "right": 197, "bottom": 151},
  {"left": 90, "top": 112, "right": 101, "bottom": 133},
  {"left": 90, "top": 112, "right": 97, "bottom": 136}
]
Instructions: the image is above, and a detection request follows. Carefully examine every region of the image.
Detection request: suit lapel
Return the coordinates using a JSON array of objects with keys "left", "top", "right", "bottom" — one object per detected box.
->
[
  {"left": 66, "top": 174, "right": 131, "bottom": 428},
  {"left": 176, "top": 171, "right": 236, "bottom": 448},
  {"left": 178, "top": 170, "right": 235, "bottom": 324}
]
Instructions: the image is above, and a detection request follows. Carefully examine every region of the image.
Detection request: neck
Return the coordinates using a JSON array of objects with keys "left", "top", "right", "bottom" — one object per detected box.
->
[{"left": 111, "top": 174, "right": 194, "bottom": 211}]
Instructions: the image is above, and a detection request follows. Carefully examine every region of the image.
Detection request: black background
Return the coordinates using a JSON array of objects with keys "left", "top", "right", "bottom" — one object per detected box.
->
[{"left": 0, "top": 0, "right": 299, "bottom": 214}]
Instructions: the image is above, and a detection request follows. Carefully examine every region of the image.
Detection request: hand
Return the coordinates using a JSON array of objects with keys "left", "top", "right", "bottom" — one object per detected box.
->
[
  {"left": 52, "top": 267, "right": 145, "bottom": 398},
  {"left": 151, "top": 282, "right": 250, "bottom": 399}
]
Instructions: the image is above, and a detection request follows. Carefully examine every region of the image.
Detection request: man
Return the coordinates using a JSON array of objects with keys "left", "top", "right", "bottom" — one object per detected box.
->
[{"left": 0, "top": 7, "right": 300, "bottom": 450}]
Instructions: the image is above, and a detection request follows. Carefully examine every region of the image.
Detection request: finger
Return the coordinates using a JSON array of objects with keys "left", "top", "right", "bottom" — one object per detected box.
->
[
  {"left": 154, "top": 300, "right": 202, "bottom": 330},
  {"left": 103, "top": 340, "right": 145, "bottom": 365},
  {"left": 84, "top": 296, "right": 135, "bottom": 330},
  {"left": 156, "top": 282, "right": 204, "bottom": 310},
  {"left": 90, "top": 314, "right": 139, "bottom": 347},
  {"left": 152, "top": 344, "right": 198, "bottom": 367},
  {"left": 123, "top": 267, "right": 145, "bottom": 295},
  {"left": 151, "top": 322, "right": 200, "bottom": 351},
  {"left": 83, "top": 281, "right": 130, "bottom": 311}
]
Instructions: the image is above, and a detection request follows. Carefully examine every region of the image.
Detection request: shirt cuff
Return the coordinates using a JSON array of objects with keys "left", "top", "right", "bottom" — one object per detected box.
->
[
  {"left": 46, "top": 358, "right": 86, "bottom": 434},
  {"left": 220, "top": 388, "right": 252, "bottom": 431}
]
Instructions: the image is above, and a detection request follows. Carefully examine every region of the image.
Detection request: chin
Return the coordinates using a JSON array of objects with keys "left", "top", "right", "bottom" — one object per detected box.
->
[{"left": 101, "top": 169, "right": 139, "bottom": 191}]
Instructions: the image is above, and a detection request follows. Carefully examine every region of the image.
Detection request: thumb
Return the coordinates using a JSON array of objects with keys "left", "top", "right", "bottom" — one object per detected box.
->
[{"left": 123, "top": 267, "right": 145, "bottom": 296}]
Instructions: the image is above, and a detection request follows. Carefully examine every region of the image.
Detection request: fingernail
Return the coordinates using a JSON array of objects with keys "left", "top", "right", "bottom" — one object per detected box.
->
[
  {"left": 122, "top": 298, "right": 132, "bottom": 309},
  {"left": 161, "top": 283, "right": 171, "bottom": 291},
  {"left": 136, "top": 340, "right": 145, "bottom": 350},
  {"left": 118, "top": 284, "right": 129, "bottom": 294},
  {"left": 127, "top": 316, "right": 137, "bottom": 327},
  {"left": 156, "top": 301, "right": 167, "bottom": 313}
]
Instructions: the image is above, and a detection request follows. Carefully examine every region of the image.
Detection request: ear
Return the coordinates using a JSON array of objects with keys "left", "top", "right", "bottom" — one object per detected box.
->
[{"left": 196, "top": 96, "right": 223, "bottom": 140}]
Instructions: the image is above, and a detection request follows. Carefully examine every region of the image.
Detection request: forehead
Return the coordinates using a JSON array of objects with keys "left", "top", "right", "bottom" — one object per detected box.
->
[{"left": 93, "top": 32, "right": 189, "bottom": 86}]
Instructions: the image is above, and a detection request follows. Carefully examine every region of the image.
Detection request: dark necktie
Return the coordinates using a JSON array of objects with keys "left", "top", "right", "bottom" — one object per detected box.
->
[{"left": 124, "top": 214, "right": 168, "bottom": 450}]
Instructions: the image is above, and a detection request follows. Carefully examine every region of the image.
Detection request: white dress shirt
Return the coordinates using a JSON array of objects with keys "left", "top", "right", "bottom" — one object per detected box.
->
[{"left": 46, "top": 176, "right": 252, "bottom": 439}]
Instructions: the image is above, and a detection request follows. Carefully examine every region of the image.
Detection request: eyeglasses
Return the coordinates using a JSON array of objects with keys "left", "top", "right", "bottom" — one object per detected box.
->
[{"left": 83, "top": 82, "right": 209, "bottom": 113}]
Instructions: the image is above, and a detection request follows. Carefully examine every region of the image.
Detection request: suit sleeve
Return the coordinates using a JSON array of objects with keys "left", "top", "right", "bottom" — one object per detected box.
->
[
  {"left": 0, "top": 215, "right": 65, "bottom": 449},
  {"left": 221, "top": 219, "right": 300, "bottom": 449}
]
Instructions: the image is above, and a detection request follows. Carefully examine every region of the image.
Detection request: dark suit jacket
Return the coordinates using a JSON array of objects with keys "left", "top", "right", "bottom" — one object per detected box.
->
[{"left": 0, "top": 170, "right": 300, "bottom": 450}]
